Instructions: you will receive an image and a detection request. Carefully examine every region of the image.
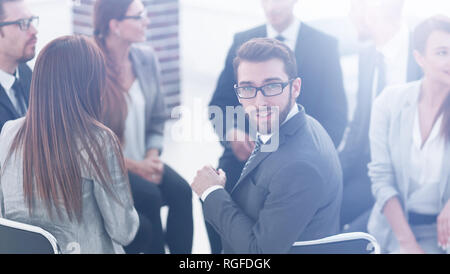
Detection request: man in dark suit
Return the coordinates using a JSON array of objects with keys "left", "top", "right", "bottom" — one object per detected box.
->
[
  {"left": 193, "top": 38, "right": 342, "bottom": 253},
  {"left": 206, "top": 0, "right": 346, "bottom": 253},
  {"left": 0, "top": 0, "right": 37, "bottom": 131},
  {"left": 339, "top": 0, "right": 422, "bottom": 232},
  {"left": 210, "top": 0, "right": 346, "bottom": 194}
]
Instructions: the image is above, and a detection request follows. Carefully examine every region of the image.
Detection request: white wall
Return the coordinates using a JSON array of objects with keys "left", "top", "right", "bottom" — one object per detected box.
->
[{"left": 27, "top": 0, "right": 73, "bottom": 67}]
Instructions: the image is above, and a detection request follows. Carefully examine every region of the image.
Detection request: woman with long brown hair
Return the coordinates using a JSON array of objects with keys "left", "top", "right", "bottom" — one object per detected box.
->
[
  {"left": 93, "top": 0, "right": 193, "bottom": 254},
  {"left": 0, "top": 35, "right": 140, "bottom": 253},
  {"left": 368, "top": 15, "right": 450, "bottom": 253}
]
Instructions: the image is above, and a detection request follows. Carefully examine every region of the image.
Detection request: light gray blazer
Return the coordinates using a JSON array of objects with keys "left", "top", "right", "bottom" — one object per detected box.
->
[
  {"left": 367, "top": 80, "right": 450, "bottom": 252},
  {"left": 0, "top": 118, "right": 139, "bottom": 254},
  {"left": 129, "top": 44, "right": 168, "bottom": 153}
]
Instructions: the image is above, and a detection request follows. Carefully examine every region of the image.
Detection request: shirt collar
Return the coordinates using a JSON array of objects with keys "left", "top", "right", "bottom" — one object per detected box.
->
[
  {"left": 0, "top": 69, "right": 17, "bottom": 91},
  {"left": 266, "top": 17, "right": 301, "bottom": 51},
  {"left": 258, "top": 104, "right": 299, "bottom": 144},
  {"left": 376, "top": 22, "right": 409, "bottom": 61}
]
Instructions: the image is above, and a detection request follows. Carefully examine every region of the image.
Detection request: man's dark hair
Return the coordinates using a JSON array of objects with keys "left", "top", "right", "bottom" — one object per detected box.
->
[
  {"left": 413, "top": 15, "right": 450, "bottom": 54},
  {"left": 233, "top": 38, "right": 298, "bottom": 82}
]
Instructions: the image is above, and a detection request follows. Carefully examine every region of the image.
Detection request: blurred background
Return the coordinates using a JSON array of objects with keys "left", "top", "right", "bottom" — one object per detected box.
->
[{"left": 28, "top": 0, "right": 447, "bottom": 253}]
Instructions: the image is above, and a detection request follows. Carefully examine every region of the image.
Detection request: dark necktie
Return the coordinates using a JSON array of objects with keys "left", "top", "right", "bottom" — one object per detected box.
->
[
  {"left": 240, "top": 137, "right": 263, "bottom": 178},
  {"left": 275, "top": 34, "right": 285, "bottom": 42},
  {"left": 375, "top": 52, "right": 386, "bottom": 97},
  {"left": 12, "top": 78, "right": 27, "bottom": 116}
]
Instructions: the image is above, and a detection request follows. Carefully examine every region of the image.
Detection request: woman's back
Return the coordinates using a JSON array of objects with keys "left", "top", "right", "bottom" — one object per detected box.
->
[
  {"left": 0, "top": 35, "right": 139, "bottom": 254},
  {"left": 0, "top": 118, "right": 139, "bottom": 253}
]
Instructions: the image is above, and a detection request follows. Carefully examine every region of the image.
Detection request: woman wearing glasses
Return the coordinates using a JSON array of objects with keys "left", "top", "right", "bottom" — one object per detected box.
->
[
  {"left": 368, "top": 16, "right": 450, "bottom": 253},
  {"left": 94, "top": 0, "right": 193, "bottom": 254},
  {"left": 0, "top": 35, "right": 140, "bottom": 253}
]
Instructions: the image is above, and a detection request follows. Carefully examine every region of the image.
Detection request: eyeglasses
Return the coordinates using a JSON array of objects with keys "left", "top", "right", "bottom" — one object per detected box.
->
[
  {"left": 0, "top": 16, "right": 39, "bottom": 31},
  {"left": 234, "top": 80, "right": 293, "bottom": 99},
  {"left": 121, "top": 9, "right": 148, "bottom": 21}
]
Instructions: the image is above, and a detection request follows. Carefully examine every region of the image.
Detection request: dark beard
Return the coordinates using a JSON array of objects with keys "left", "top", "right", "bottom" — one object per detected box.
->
[
  {"left": 257, "top": 88, "right": 294, "bottom": 134},
  {"left": 17, "top": 54, "right": 35, "bottom": 64},
  {"left": 278, "top": 92, "right": 293, "bottom": 127}
]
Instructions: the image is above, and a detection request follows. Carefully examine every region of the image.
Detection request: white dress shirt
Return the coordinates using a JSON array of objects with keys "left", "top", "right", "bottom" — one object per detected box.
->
[
  {"left": 372, "top": 22, "right": 410, "bottom": 100},
  {"left": 122, "top": 79, "right": 147, "bottom": 161},
  {"left": 201, "top": 104, "right": 300, "bottom": 201},
  {"left": 0, "top": 69, "right": 22, "bottom": 114},
  {"left": 407, "top": 108, "right": 444, "bottom": 215},
  {"left": 266, "top": 18, "right": 301, "bottom": 51}
]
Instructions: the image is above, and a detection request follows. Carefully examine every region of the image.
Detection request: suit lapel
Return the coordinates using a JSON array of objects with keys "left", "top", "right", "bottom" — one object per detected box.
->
[
  {"left": 259, "top": 25, "right": 267, "bottom": 38},
  {"left": 439, "top": 141, "right": 450, "bottom": 205},
  {"left": 129, "top": 47, "right": 154, "bottom": 108},
  {"left": 0, "top": 85, "right": 20, "bottom": 119},
  {"left": 398, "top": 83, "right": 421, "bottom": 203},
  {"left": 231, "top": 147, "right": 272, "bottom": 194},
  {"left": 18, "top": 64, "right": 31, "bottom": 106},
  {"left": 231, "top": 106, "right": 307, "bottom": 194}
]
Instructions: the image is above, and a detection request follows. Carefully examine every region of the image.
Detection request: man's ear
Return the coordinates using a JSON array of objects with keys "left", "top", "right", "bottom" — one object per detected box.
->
[
  {"left": 291, "top": 77, "right": 301, "bottom": 99},
  {"left": 109, "top": 19, "right": 120, "bottom": 36}
]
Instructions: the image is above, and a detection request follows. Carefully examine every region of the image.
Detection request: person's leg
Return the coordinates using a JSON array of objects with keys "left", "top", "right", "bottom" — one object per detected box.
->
[
  {"left": 123, "top": 212, "right": 153, "bottom": 254},
  {"left": 128, "top": 171, "right": 165, "bottom": 254},
  {"left": 411, "top": 224, "right": 445, "bottom": 254},
  {"left": 159, "top": 164, "right": 193, "bottom": 254},
  {"left": 340, "top": 172, "right": 374, "bottom": 229}
]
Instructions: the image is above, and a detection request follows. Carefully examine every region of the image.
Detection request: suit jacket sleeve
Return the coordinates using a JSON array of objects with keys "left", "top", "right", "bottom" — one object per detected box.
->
[
  {"left": 315, "top": 38, "right": 348, "bottom": 147},
  {"left": 145, "top": 48, "right": 168, "bottom": 153},
  {"left": 93, "top": 133, "right": 140, "bottom": 246},
  {"left": 203, "top": 161, "right": 325, "bottom": 253},
  {"left": 209, "top": 34, "right": 248, "bottom": 145}
]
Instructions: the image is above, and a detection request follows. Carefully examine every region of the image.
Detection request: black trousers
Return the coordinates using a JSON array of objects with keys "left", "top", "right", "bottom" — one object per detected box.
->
[
  {"left": 126, "top": 164, "right": 193, "bottom": 254},
  {"left": 340, "top": 167, "right": 374, "bottom": 232},
  {"left": 124, "top": 212, "right": 153, "bottom": 254},
  {"left": 204, "top": 150, "right": 245, "bottom": 254}
]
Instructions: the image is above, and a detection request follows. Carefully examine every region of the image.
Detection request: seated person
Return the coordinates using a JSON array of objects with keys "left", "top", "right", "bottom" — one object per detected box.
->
[
  {"left": 0, "top": 35, "right": 141, "bottom": 254},
  {"left": 367, "top": 15, "right": 450, "bottom": 253},
  {"left": 93, "top": 0, "right": 193, "bottom": 254},
  {"left": 192, "top": 38, "right": 343, "bottom": 253}
]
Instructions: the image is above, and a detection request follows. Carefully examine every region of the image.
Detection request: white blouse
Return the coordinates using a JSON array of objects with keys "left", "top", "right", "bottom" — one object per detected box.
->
[
  {"left": 408, "top": 108, "right": 445, "bottom": 215},
  {"left": 122, "top": 79, "right": 147, "bottom": 161}
]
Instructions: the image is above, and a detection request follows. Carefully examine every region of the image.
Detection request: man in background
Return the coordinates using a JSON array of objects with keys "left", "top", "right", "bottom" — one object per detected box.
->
[
  {"left": 339, "top": 0, "right": 422, "bottom": 232},
  {"left": 0, "top": 0, "right": 38, "bottom": 131}
]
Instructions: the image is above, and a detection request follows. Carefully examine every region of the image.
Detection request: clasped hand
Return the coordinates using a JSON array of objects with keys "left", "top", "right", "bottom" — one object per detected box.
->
[{"left": 191, "top": 166, "right": 226, "bottom": 198}]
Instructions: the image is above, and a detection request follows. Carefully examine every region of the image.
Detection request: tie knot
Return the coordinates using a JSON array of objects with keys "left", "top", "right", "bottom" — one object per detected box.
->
[{"left": 275, "top": 35, "right": 285, "bottom": 42}]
